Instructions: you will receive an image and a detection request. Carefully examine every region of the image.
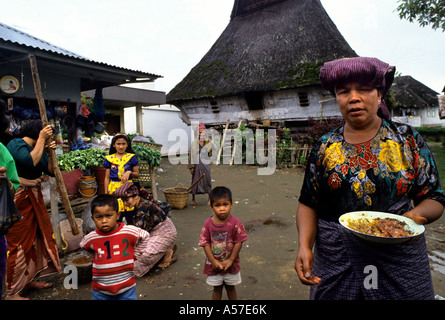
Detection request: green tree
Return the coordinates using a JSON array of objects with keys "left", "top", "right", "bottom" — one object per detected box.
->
[{"left": 396, "top": 0, "right": 445, "bottom": 31}]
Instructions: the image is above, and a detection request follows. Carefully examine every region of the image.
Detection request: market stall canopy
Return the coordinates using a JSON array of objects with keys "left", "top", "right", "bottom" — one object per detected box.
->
[
  {"left": 82, "top": 86, "right": 166, "bottom": 108},
  {"left": 0, "top": 21, "right": 162, "bottom": 91}
]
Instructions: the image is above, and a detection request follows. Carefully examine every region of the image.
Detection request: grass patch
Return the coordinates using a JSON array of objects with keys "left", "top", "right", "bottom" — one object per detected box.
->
[{"left": 427, "top": 141, "right": 445, "bottom": 188}]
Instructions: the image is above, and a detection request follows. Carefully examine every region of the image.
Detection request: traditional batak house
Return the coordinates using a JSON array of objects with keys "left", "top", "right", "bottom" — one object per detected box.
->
[
  {"left": 391, "top": 75, "right": 443, "bottom": 127},
  {"left": 439, "top": 85, "right": 445, "bottom": 120},
  {"left": 167, "top": 0, "right": 357, "bottom": 128}
]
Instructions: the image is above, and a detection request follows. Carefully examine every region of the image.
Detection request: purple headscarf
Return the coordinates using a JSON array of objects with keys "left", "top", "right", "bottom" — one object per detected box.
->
[
  {"left": 319, "top": 57, "right": 396, "bottom": 120},
  {"left": 113, "top": 182, "right": 139, "bottom": 199},
  {"left": 113, "top": 181, "right": 151, "bottom": 200}
]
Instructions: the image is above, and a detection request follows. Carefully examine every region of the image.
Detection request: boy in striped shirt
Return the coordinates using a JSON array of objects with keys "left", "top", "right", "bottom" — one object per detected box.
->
[{"left": 80, "top": 194, "right": 149, "bottom": 300}]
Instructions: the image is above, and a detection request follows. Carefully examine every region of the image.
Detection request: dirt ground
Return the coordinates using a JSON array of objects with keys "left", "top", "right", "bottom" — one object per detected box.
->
[{"left": 11, "top": 157, "right": 445, "bottom": 300}]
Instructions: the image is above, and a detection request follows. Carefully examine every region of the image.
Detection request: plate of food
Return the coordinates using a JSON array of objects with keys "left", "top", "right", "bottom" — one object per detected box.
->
[{"left": 339, "top": 211, "right": 425, "bottom": 244}]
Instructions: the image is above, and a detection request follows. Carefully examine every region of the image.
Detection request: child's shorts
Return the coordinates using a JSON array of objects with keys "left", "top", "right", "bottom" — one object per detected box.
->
[
  {"left": 91, "top": 286, "right": 137, "bottom": 300},
  {"left": 206, "top": 272, "right": 242, "bottom": 286}
]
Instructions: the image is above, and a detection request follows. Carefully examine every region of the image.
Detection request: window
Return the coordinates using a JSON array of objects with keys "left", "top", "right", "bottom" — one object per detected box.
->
[
  {"left": 210, "top": 100, "right": 219, "bottom": 113},
  {"left": 298, "top": 92, "right": 309, "bottom": 107},
  {"left": 427, "top": 108, "right": 436, "bottom": 117},
  {"left": 245, "top": 92, "right": 263, "bottom": 110}
]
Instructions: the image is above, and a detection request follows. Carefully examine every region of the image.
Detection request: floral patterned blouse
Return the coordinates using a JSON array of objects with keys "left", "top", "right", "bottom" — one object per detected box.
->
[
  {"left": 104, "top": 153, "right": 138, "bottom": 183},
  {"left": 119, "top": 197, "right": 167, "bottom": 232},
  {"left": 299, "top": 120, "right": 445, "bottom": 222}
]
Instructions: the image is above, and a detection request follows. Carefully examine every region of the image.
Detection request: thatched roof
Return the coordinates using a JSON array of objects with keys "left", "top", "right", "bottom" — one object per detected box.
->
[
  {"left": 392, "top": 75, "right": 439, "bottom": 108},
  {"left": 167, "top": 0, "right": 357, "bottom": 104}
]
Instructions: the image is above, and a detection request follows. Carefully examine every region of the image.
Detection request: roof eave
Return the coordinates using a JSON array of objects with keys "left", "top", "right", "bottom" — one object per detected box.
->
[
  {"left": 167, "top": 82, "right": 321, "bottom": 105},
  {"left": 0, "top": 40, "right": 162, "bottom": 91}
]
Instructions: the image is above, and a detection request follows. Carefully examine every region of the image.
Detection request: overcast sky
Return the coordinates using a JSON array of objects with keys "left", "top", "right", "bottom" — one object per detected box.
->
[{"left": 1, "top": 0, "right": 444, "bottom": 94}]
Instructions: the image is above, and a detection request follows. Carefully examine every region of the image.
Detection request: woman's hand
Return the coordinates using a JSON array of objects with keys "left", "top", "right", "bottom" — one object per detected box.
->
[
  {"left": 295, "top": 246, "right": 321, "bottom": 285},
  {"left": 30, "top": 125, "right": 54, "bottom": 167},
  {"left": 403, "top": 199, "right": 444, "bottom": 225},
  {"left": 403, "top": 211, "right": 428, "bottom": 225},
  {"left": 295, "top": 203, "right": 320, "bottom": 285},
  {"left": 39, "top": 125, "right": 54, "bottom": 140},
  {"left": 45, "top": 140, "right": 57, "bottom": 151}
]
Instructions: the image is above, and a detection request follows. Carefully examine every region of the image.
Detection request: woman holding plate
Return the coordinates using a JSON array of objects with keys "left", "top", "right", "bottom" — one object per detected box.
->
[{"left": 294, "top": 57, "right": 445, "bottom": 299}]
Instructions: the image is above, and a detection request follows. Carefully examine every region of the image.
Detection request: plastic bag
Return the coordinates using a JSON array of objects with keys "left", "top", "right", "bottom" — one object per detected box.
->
[{"left": 0, "top": 176, "right": 22, "bottom": 235}]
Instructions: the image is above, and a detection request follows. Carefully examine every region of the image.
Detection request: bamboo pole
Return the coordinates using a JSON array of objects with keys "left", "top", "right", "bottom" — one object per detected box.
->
[
  {"left": 49, "top": 177, "right": 62, "bottom": 249},
  {"left": 29, "top": 55, "right": 79, "bottom": 235},
  {"left": 216, "top": 119, "right": 230, "bottom": 165},
  {"left": 230, "top": 120, "right": 243, "bottom": 165},
  {"left": 149, "top": 166, "right": 158, "bottom": 200}
]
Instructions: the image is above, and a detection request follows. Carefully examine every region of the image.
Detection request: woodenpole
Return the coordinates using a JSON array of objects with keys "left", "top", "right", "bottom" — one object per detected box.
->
[
  {"left": 49, "top": 177, "right": 62, "bottom": 249},
  {"left": 216, "top": 119, "right": 230, "bottom": 165},
  {"left": 230, "top": 120, "right": 243, "bottom": 165},
  {"left": 149, "top": 166, "right": 158, "bottom": 200},
  {"left": 29, "top": 55, "right": 79, "bottom": 235}
]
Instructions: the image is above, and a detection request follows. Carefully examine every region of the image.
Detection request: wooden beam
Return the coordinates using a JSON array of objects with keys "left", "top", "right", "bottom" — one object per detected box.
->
[
  {"left": 49, "top": 177, "right": 62, "bottom": 250},
  {"left": 135, "top": 104, "right": 143, "bottom": 134},
  {"left": 29, "top": 55, "right": 79, "bottom": 235}
]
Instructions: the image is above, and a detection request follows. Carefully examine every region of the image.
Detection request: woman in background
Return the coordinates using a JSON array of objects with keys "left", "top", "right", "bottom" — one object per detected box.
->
[
  {"left": 188, "top": 122, "right": 213, "bottom": 208},
  {"left": 5, "top": 120, "right": 61, "bottom": 300},
  {"left": 0, "top": 99, "right": 19, "bottom": 300},
  {"left": 114, "top": 182, "right": 177, "bottom": 274}
]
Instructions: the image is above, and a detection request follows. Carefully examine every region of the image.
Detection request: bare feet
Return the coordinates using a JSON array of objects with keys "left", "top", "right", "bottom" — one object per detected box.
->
[
  {"left": 5, "top": 293, "right": 30, "bottom": 300},
  {"left": 26, "top": 281, "right": 53, "bottom": 290},
  {"left": 158, "top": 244, "right": 177, "bottom": 268},
  {"left": 5, "top": 281, "right": 52, "bottom": 300}
]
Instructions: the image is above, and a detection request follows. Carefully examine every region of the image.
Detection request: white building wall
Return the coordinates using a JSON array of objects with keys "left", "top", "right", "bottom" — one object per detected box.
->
[
  {"left": 419, "top": 107, "right": 445, "bottom": 126},
  {"left": 181, "top": 87, "right": 341, "bottom": 125},
  {"left": 142, "top": 105, "right": 190, "bottom": 155},
  {"left": 124, "top": 105, "right": 191, "bottom": 155},
  {"left": 393, "top": 107, "right": 445, "bottom": 127}
]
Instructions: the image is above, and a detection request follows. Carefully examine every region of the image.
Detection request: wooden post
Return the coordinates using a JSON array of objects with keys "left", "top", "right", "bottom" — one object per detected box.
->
[
  {"left": 29, "top": 55, "right": 79, "bottom": 235},
  {"left": 216, "top": 119, "right": 230, "bottom": 165},
  {"left": 135, "top": 104, "right": 143, "bottom": 134},
  {"left": 230, "top": 120, "right": 243, "bottom": 165},
  {"left": 49, "top": 177, "right": 62, "bottom": 249},
  {"left": 149, "top": 166, "right": 158, "bottom": 200}
]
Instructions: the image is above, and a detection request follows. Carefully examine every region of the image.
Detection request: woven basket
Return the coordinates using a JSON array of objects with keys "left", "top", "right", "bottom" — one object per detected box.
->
[
  {"left": 133, "top": 140, "right": 162, "bottom": 151},
  {"left": 163, "top": 184, "right": 189, "bottom": 209},
  {"left": 138, "top": 162, "right": 151, "bottom": 183}
]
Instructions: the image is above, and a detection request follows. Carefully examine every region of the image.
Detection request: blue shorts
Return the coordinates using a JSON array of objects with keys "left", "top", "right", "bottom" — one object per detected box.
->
[{"left": 91, "top": 286, "right": 137, "bottom": 300}]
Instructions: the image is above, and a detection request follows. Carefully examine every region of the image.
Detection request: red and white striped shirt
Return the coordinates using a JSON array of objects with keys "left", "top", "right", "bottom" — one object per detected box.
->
[{"left": 80, "top": 223, "right": 150, "bottom": 295}]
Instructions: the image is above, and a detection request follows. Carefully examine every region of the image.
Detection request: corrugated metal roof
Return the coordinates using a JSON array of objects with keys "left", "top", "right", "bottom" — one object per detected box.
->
[
  {"left": 0, "top": 21, "right": 161, "bottom": 78},
  {"left": 1, "top": 21, "right": 89, "bottom": 60}
]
